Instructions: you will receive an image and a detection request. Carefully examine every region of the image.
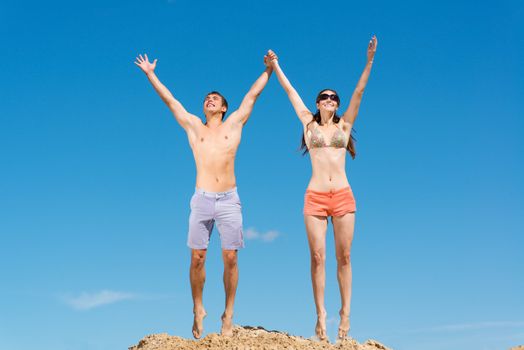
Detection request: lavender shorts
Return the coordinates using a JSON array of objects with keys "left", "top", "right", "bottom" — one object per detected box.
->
[{"left": 187, "top": 187, "right": 244, "bottom": 250}]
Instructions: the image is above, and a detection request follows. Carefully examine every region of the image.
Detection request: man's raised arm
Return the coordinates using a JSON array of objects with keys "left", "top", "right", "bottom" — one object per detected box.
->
[
  {"left": 135, "top": 54, "right": 199, "bottom": 131},
  {"left": 227, "top": 54, "right": 273, "bottom": 125}
]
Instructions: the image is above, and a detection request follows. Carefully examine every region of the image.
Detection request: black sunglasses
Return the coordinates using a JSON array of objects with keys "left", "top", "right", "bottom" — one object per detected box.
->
[{"left": 317, "top": 93, "right": 340, "bottom": 102}]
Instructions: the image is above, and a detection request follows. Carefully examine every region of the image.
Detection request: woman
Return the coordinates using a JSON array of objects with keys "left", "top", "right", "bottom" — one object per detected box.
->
[{"left": 268, "top": 36, "right": 377, "bottom": 340}]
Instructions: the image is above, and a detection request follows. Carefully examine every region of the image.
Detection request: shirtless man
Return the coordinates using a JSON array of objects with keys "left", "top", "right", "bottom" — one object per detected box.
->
[{"left": 134, "top": 53, "right": 273, "bottom": 338}]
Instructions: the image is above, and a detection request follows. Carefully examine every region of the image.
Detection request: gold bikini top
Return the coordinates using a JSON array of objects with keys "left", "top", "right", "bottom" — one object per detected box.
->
[{"left": 307, "top": 124, "right": 348, "bottom": 149}]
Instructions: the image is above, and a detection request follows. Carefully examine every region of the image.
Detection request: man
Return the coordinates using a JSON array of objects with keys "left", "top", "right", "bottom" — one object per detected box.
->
[{"left": 134, "top": 53, "right": 273, "bottom": 338}]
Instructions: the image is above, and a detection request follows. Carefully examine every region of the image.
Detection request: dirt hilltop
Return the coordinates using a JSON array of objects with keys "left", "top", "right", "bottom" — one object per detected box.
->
[{"left": 129, "top": 326, "right": 392, "bottom": 350}]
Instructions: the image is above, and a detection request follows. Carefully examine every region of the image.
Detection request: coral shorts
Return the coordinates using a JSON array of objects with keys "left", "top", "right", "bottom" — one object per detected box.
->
[{"left": 303, "top": 187, "right": 356, "bottom": 217}]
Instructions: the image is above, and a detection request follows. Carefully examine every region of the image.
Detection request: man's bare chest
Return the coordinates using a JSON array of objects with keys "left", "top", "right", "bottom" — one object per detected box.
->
[{"left": 191, "top": 128, "right": 241, "bottom": 153}]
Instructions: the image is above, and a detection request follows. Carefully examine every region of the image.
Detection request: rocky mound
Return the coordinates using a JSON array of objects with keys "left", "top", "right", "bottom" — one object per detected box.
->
[{"left": 129, "top": 326, "right": 392, "bottom": 350}]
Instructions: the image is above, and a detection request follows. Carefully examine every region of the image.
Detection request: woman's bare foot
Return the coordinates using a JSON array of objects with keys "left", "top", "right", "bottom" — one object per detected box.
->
[
  {"left": 192, "top": 308, "right": 207, "bottom": 339},
  {"left": 220, "top": 312, "right": 234, "bottom": 337},
  {"left": 315, "top": 310, "right": 327, "bottom": 341},
  {"left": 337, "top": 311, "right": 351, "bottom": 340}
]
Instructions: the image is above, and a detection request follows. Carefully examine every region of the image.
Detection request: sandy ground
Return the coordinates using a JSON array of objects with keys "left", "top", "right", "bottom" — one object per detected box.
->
[{"left": 129, "top": 326, "right": 393, "bottom": 350}]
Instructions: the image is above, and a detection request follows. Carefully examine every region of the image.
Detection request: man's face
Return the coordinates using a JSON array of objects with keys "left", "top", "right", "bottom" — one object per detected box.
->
[{"left": 203, "top": 94, "right": 227, "bottom": 115}]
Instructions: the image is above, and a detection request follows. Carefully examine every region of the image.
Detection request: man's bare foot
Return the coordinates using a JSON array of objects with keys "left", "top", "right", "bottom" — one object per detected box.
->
[
  {"left": 315, "top": 310, "right": 327, "bottom": 341},
  {"left": 220, "top": 312, "right": 234, "bottom": 337},
  {"left": 192, "top": 308, "right": 207, "bottom": 339},
  {"left": 337, "top": 311, "right": 351, "bottom": 340}
]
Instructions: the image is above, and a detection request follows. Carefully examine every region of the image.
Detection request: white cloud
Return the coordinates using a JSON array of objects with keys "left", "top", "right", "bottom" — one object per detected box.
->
[
  {"left": 62, "top": 290, "right": 136, "bottom": 311},
  {"left": 245, "top": 228, "right": 280, "bottom": 242},
  {"left": 245, "top": 228, "right": 260, "bottom": 240},
  {"left": 326, "top": 317, "right": 337, "bottom": 325},
  {"left": 261, "top": 230, "right": 279, "bottom": 242}
]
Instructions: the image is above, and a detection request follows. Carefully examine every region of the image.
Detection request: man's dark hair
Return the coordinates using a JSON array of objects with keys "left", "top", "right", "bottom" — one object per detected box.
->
[{"left": 205, "top": 91, "right": 228, "bottom": 120}]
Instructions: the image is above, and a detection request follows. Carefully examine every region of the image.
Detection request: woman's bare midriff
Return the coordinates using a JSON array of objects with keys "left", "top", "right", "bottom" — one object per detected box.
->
[{"left": 307, "top": 147, "right": 350, "bottom": 192}]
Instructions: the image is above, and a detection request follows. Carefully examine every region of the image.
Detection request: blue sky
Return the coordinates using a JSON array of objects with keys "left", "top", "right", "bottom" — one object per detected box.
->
[{"left": 1, "top": 0, "right": 523, "bottom": 349}]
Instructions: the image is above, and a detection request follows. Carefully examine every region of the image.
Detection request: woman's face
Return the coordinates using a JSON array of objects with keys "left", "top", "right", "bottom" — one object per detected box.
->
[{"left": 316, "top": 90, "right": 339, "bottom": 113}]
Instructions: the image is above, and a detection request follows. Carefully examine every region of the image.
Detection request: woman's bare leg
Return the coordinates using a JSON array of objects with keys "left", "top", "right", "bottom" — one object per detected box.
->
[
  {"left": 332, "top": 213, "right": 355, "bottom": 339},
  {"left": 304, "top": 214, "right": 328, "bottom": 340}
]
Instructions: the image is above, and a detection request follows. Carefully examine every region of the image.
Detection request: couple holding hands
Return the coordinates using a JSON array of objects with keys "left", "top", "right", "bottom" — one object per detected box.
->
[{"left": 134, "top": 35, "right": 378, "bottom": 341}]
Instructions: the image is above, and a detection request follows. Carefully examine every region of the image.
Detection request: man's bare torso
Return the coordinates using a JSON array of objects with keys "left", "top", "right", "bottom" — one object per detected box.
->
[{"left": 187, "top": 120, "right": 242, "bottom": 192}]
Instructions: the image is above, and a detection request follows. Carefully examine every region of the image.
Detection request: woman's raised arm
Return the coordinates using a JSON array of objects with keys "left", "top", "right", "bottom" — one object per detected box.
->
[
  {"left": 268, "top": 50, "right": 312, "bottom": 125},
  {"left": 342, "top": 36, "right": 378, "bottom": 125}
]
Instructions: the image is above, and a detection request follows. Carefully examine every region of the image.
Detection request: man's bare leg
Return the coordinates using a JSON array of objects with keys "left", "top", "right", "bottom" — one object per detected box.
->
[
  {"left": 190, "top": 249, "right": 207, "bottom": 339},
  {"left": 221, "top": 249, "right": 238, "bottom": 337},
  {"left": 304, "top": 215, "right": 328, "bottom": 341},
  {"left": 332, "top": 213, "right": 355, "bottom": 340}
]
